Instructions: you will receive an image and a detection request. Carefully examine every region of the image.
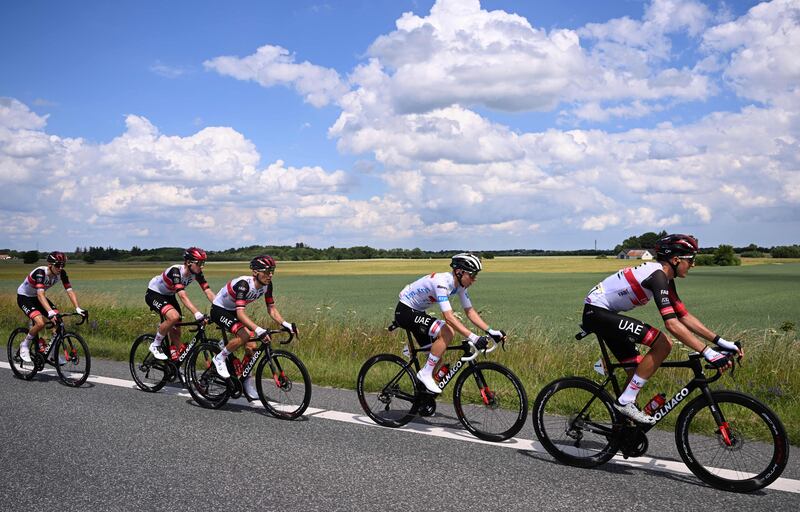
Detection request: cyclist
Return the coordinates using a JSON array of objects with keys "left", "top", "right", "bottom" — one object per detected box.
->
[
  {"left": 394, "top": 252, "right": 505, "bottom": 394},
  {"left": 16, "top": 251, "right": 87, "bottom": 363},
  {"left": 209, "top": 255, "right": 299, "bottom": 400},
  {"left": 582, "top": 234, "right": 743, "bottom": 424},
  {"left": 145, "top": 247, "right": 215, "bottom": 361}
]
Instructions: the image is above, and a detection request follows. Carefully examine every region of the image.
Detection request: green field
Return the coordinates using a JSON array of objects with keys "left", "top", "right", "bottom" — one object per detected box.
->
[{"left": 2, "top": 257, "right": 798, "bottom": 441}]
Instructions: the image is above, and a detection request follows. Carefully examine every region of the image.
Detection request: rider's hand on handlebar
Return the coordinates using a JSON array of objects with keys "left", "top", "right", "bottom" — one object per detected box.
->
[
  {"left": 473, "top": 335, "right": 490, "bottom": 352},
  {"left": 76, "top": 307, "right": 87, "bottom": 317},
  {"left": 194, "top": 311, "right": 208, "bottom": 324},
  {"left": 255, "top": 327, "right": 271, "bottom": 343},
  {"left": 486, "top": 328, "right": 506, "bottom": 343},
  {"left": 282, "top": 321, "right": 299, "bottom": 337},
  {"left": 702, "top": 346, "right": 734, "bottom": 372},
  {"left": 714, "top": 336, "right": 744, "bottom": 360},
  {"left": 47, "top": 309, "right": 58, "bottom": 319}
]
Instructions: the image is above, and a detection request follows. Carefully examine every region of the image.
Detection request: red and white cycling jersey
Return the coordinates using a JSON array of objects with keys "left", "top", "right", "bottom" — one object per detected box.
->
[
  {"left": 398, "top": 272, "right": 472, "bottom": 313},
  {"left": 147, "top": 264, "right": 210, "bottom": 296},
  {"left": 212, "top": 276, "right": 274, "bottom": 311},
  {"left": 585, "top": 262, "right": 688, "bottom": 321},
  {"left": 17, "top": 266, "right": 72, "bottom": 297}
]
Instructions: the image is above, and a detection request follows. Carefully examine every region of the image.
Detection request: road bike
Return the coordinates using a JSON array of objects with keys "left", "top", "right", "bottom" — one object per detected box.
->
[
  {"left": 356, "top": 321, "right": 528, "bottom": 442},
  {"left": 7, "top": 312, "right": 91, "bottom": 387},
  {"left": 185, "top": 328, "right": 311, "bottom": 420},
  {"left": 129, "top": 317, "right": 215, "bottom": 392},
  {"left": 532, "top": 326, "right": 789, "bottom": 493}
]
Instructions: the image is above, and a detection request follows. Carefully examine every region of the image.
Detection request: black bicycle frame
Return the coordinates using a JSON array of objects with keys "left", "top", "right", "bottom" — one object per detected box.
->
[
  {"left": 37, "top": 313, "right": 85, "bottom": 367},
  {"left": 217, "top": 329, "right": 293, "bottom": 392},
  {"left": 578, "top": 329, "right": 728, "bottom": 435}
]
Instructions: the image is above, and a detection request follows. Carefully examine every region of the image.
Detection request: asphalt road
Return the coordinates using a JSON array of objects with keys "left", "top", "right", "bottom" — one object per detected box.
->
[{"left": 1, "top": 356, "right": 798, "bottom": 512}]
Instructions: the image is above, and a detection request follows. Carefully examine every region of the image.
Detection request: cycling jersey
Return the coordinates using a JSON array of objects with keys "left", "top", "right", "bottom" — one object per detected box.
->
[
  {"left": 585, "top": 262, "right": 688, "bottom": 321},
  {"left": 17, "top": 266, "right": 72, "bottom": 297},
  {"left": 398, "top": 272, "right": 472, "bottom": 313},
  {"left": 212, "top": 276, "right": 274, "bottom": 311},
  {"left": 147, "top": 264, "right": 210, "bottom": 296}
]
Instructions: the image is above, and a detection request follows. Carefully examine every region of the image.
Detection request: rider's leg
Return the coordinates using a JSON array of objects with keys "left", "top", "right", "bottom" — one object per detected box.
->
[
  {"left": 20, "top": 314, "right": 46, "bottom": 362},
  {"left": 213, "top": 328, "right": 249, "bottom": 379},
  {"left": 149, "top": 308, "right": 180, "bottom": 360},
  {"left": 416, "top": 322, "right": 453, "bottom": 394},
  {"left": 618, "top": 333, "right": 672, "bottom": 405}
]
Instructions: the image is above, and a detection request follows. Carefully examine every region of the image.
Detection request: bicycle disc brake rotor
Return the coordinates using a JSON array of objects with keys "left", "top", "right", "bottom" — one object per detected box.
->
[
  {"left": 717, "top": 425, "right": 744, "bottom": 451},
  {"left": 621, "top": 429, "right": 648, "bottom": 458}
]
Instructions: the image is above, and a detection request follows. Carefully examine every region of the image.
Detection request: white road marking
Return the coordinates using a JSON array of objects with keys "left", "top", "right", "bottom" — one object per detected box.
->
[{"left": 3, "top": 361, "right": 798, "bottom": 494}]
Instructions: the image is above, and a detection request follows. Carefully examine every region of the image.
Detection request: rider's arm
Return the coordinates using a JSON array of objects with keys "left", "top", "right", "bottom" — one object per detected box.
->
[
  {"left": 235, "top": 307, "right": 261, "bottom": 333},
  {"left": 65, "top": 288, "right": 80, "bottom": 310},
  {"left": 464, "top": 307, "right": 489, "bottom": 332},
  {"left": 663, "top": 317, "right": 707, "bottom": 353},
  {"left": 441, "top": 309, "right": 476, "bottom": 340},
  {"left": 36, "top": 288, "right": 54, "bottom": 314},
  {"left": 60, "top": 269, "right": 81, "bottom": 310},
  {"left": 195, "top": 272, "right": 215, "bottom": 302},
  {"left": 267, "top": 303, "right": 285, "bottom": 325},
  {"left": 176, "top": 289, "right": 202, "bottom": 317}
]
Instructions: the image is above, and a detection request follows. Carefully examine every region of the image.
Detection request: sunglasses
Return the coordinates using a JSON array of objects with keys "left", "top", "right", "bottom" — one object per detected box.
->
[
  {"left": 189, "top": 260, "right": 205, "bottom": 267},
  {"left": 466, "top": 270, "right": 479, "bottom": 278},
  {"left": 258, "top": 267, "right": 275, "bottom": 274},
  {"left": 678, "top": 255, "right": 695, "bottom": 264}
]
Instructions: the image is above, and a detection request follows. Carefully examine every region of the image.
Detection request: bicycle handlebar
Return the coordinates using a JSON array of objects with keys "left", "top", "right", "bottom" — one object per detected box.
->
[
  {"left": 460, "top": 338, "right": 498, "bottom": 362},
  {"left": 250, "top": 328, "right": 295, "bottom": 345},
  {"left": 46, "top": 312, "right": 88, "bottom": 328}
]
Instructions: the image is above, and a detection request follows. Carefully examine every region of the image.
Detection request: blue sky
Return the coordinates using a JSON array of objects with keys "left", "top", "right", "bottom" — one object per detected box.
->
[{"left": 1, "top": 0, "right": 798, "bottom": 251}]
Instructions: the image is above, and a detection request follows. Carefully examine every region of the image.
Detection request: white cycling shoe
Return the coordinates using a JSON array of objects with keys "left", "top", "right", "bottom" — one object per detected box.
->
[
  {"left": 149, "top": 341, "right": 168, "bottom": 361},
  {"left": 614, "top": 401, "right": 656, "bottom": 425},
  {"left": 212, "top": 354, "right": 231, "bottom": 379},
  {"left": 243, "top": 376, "right": 258, "bottom": 401},
  {"left": 19, "top": 344, "right": 32, "bottom": 363},
  {"left": 416, "top": 370, "right": 442, "bottom": 394}
]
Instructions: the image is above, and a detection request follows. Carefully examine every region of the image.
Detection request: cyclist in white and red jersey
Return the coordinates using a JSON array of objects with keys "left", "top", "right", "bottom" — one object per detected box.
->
[
  {"left": 209, "top": 255, "right": 298, "bottom": 400},
  {"left": 583, "top": 234, "right": 743, "bottom": 424},
  {"left": 395, "top": 252, "right": 505, "bottom": 394},
  {"left": 145, "top": 247, "right": 215, "bottom": 361},
  {"left": 16, "top": 251, "right": 87, "bottom": 363}
]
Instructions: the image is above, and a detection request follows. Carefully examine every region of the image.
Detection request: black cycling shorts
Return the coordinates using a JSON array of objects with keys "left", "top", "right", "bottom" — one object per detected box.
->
[
  {"left": 145, "top": 289, "right": 182, "bottom": 319},
  {"left": 582, "top": 304, "right": 661, "bottom": 364},
  {"left": 17, "top": 294, "right": 56, "bottom": 320},
  {"left": 210, "top": 305, "right": 248, "bottom": 335},
  {"left": 394, "top": 302, "right": 447, "bottom": 348}
]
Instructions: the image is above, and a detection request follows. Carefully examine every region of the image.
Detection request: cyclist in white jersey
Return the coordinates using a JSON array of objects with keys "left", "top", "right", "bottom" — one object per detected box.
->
[
  {"left": 144, "top": 247, "right": 216, "bottom": 361},
  {"left": 208, "top": 255, "right": 298, "bottom": 400},
  {"left": 16, "top": 251, "right": 87, "bottom": 363},
  {"left": 582, "top": 234, "right": 743, "bottom": 424},
  {"left": 395, "top": 252, "right": 506, "bottom": 394}
]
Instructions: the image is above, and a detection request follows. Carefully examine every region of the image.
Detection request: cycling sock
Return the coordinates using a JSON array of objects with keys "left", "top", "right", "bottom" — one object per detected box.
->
[
  {"left": 421, "top": 354, "right": 440, "bottom": 376},
  {"left": 618, "top": 373, "right": 647, "bottom": 405},
  {"left": 219, "top": 347, "right": 231, "bottom": 358},
  {"left": 21, "top": 334, "right": 34, "bottom": 349},
  {"left": 153, "top": 331, "right": 165, "bottom": 346}
]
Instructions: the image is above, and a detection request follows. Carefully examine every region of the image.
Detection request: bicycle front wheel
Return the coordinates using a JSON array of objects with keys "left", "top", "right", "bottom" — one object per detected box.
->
[
  {"left": 186, "top": 341, "right": 229, "bottom": 409},
  {"left": 55, "top": 333, "right": 91, "bottom": 387},
  {"left": 129, "top": 334, "right": 169, "bottom": 392},
  {"left": 7, "top": 327, "right": 39, "bottom": 380},
  {"left": 256, "top": 350, "right": 312, "bottom": 420},
  {"left": 676, "top": 390, "right": 789, "bottom": 492},
  {"left": 533, "top": 377, "right": 619, "bottom": 468},
  {"left": 356, "top": 354, "right": 419, "bottom": 428},
  {"left": 453, "top": 361, "right": 528, "bottom": 442}
]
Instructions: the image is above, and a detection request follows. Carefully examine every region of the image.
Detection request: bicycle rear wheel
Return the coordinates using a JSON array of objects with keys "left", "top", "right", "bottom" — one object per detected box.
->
[
  {"left": 676, "top": 390, "right": 789, "bottom": 492},
  {"left": 55, "top": 333, "right": 91, "bottom": 387},
  {"left": 256, "top": 350, "right": 312, "bottom": 420},
  {"left": 129, "top": 334, "right": 169, "bottom": 392},
  {"left": 356, "top": 354, "right": 419, "bottom": 428},
  {"left": 7, "top": 327, "right": 39, "bottom": 380},
  {"left": 186, "top": 341, "right": 229, "bottom": 409},
  {"left": 533, "top": 377, "right": 619, "bottom": 468},
  {"left": 453, "top": 362, "right": 528, "bottom": 442}
]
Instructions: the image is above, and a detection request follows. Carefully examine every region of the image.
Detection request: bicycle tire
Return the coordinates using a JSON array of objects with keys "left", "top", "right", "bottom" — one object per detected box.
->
[
  {"left": 129, "top": 334, "right": 169, "bottom": 392},
  {"left": 453, "top": 361, "right": 528, "bottom": 442},
  {"left": 185, "top": 341, "right": 229, "bottom": 409},
  {"left": 255, "top": 350, "right": 312, "bottom": 420},
  {"left": 533, "top": 376, "right": 620, "bottom": 468},
  {"left": 7, "top": 327, "right": 39, "bottom": 381},
  {"left": 356, "top": 354, "right": 419, "bottom": 428},
  {"left": 675, "top": 390, "right": 789, "bottom": 492},
  {"left": 55, "top": 332, "right": 91, "bottom": 387}
]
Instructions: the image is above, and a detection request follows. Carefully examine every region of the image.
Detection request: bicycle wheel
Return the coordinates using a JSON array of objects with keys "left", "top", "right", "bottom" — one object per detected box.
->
[
  {"left": 129, "top": 334, "right": 169, "bottom": 392},
  {"left": 255, "top": 350, "right": 312, "bottom": 420},
  {"left": 533, "top": 377, "right": 619, "bottom": 468},
  {"left": 55, "top": 333, "right": 91, "bottom": 387},
  {"left": 676, "top": 390, "right": 789, "bottom": 492},
  {"left": 7, "top": 327, "right": 39, "bottom": 380},
  {"left": 453, "top": 361, "right": 528, "bottom": 442},
  {"left": 185, "top": 341, "right": 229, "bottom": 409},
  {"left": 356, "top": 354, "right": 419, "bottom": 428}
]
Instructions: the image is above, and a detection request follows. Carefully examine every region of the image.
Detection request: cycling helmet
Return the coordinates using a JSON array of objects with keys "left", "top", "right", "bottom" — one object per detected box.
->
[
  {"left": 450, "top": 252, "right": 482, "bottom": 274},
  {"left": 183, "top": 246, "right": 207, "bottom": 262},
  {"left": 655, "top": 234, "right": 699, "bottom": 260},
  {"left": 46, "top": 251, "right": 67, "bottom": 266},
  {"left": 250, "top": 255, "right": 277, "bottom": 272}
]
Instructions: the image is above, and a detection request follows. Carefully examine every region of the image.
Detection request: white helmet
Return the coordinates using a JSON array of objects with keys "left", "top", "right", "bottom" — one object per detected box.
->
[{"left": 450, "top": 252, "right": 482, "bottom": 274}]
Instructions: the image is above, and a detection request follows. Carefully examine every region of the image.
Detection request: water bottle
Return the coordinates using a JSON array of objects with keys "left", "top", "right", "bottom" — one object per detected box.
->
[
  {"left": 402, "top": 344, "right": 410, "bottom": 358},
  {"left": 177, "top": 343, "right": 188, "bottom": 357},
  {"left": 232, "top": 357, "right": 243, "bottom": 377},
  {"left": 169, "top": 345, "right": 180, "bottom": 361},
  {"left": 434, "top": 364, "right": 450, "bottom": 382},
  {"left": 643, "top": 393, "right": 666, "bottom": 416}
]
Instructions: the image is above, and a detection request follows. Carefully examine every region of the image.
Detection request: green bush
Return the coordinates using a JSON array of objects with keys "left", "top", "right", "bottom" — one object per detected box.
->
[
  {"left": 713, "top": 245, "right": 741, "bottom": 266},
  {"left": 22, "top": 250, "right": 39, "bottom": 264},
  {"left": 772, "top": 245, "right": 800, "bottom": 258},
  {"left": 694, "top": 254, "right": 715, "bottom": 266}
]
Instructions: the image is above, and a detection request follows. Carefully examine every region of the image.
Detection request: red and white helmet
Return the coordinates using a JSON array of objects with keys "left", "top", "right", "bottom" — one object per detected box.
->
[
  {"left": 183, "top": 247, "right": 207, "bottom": 262},
  {"left": 46, "top": 251, "right": 68, "bottom": 266},
  {"left": 250, "top": 255, "right": 277, "bottom": 272},
  {"left": 655, "top": 234, "right": 698, "bottom": 260}
]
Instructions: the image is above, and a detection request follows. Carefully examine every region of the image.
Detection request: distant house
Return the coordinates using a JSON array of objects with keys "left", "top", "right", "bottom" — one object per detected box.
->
[
  {"left": 0, "top": 254, "right": 11, "bottom": 260},
  {"left": 617, "top": 249, "right": 654, "bottom": 260}
]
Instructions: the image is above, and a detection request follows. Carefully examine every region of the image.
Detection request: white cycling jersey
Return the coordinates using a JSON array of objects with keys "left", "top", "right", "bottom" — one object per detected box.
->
[
  {"left": 398, "top": 272, "right": 472, "bottom": 313},
  {"left": 212, "top": 276, "right": 274, "bottom": 311},
  {"left": 147, "top": 264, "right": 209, "bottom": 296},
  {"left": 17, "top": 266, "right": 71, "bottom": 297}
]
